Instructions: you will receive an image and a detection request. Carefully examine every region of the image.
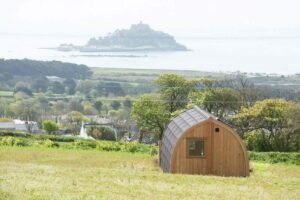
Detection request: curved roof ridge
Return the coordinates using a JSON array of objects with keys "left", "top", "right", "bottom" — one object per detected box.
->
[{"left": 194, "top": 106, "right": 215, "bottom": 119}]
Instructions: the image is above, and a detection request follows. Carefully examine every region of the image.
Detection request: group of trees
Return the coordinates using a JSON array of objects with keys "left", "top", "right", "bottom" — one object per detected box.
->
[
  {"left": 0, "top": 59, "right": 92, "bottom": 79},
  {"left": 131, "top": 74, "right": 300, "bottom": 152},
  {"left": 233, "top": 99, "right": 300, "bottom": 151}
]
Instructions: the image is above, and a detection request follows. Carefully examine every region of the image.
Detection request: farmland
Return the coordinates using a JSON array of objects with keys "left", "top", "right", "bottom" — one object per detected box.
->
[{"left": 0, "top": 146, "right": 299, "bottom": 200}]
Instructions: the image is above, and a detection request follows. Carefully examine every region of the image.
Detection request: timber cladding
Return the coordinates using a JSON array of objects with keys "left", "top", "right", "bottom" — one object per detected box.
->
[{"left": 160, "top": 106, "right": 249, "bottom": 177}]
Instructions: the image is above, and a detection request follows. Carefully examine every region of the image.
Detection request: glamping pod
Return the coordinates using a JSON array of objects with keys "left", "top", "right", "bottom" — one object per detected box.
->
[{"left": 160, "top": 106, "right": 249, "bottom": 177}]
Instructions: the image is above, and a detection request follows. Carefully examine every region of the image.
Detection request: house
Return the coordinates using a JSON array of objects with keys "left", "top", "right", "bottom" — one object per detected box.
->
[
  {"left": 0, "top": 119, "right": 39, "bottom": 132},
  {"left": 159, "top": 106, "right": 249, "bottom": 177}
]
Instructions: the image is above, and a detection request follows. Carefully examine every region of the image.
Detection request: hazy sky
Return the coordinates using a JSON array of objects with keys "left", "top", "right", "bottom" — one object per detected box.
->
[{"left": 1, "top": 0, "right": 300, "bottom": 37}]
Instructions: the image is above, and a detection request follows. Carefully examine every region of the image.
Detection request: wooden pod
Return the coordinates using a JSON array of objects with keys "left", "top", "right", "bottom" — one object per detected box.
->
[{"left": 160, "top": 106, "right": 249, "bottom": 177}]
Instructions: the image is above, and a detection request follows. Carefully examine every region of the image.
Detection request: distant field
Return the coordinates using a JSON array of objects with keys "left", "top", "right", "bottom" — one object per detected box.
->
[
  {"left": 0, "top": 91, "right": 13, "bottom": 97},
  {"left": 0, "top": 146, "right": 299, "bottom": 200},
  {"left": 91, "top": 67, "right": 228, "bottom": 79}
]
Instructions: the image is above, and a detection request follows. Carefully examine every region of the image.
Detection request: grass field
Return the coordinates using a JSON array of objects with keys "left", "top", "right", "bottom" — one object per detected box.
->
[
  {"left": 0, "top": 91, "right": 13, "bottom": 97},
  {"left": 0, "top": 146, "right": 299, "bottom": 200}
]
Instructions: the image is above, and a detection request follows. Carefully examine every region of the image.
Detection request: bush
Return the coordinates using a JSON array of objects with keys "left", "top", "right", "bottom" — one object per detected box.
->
[
  {"left": 150, "top": 145, "right": 158, "bottom": 156},
  {"left": 74, "top": 140, "right": 96, "bottom": 149},
  {"left": 249, "top": 151, "right": 300, "bottom": 165},
  {"left": 88, "top": 127, "right": 116, "bottom": 141},
  {"left": 244, "top": 131, "right": 272, "bottom": 151},
  {"left": 0, "top": 137, "right": 28, "bottom": 146},
  {"left": 43, "top": 139, "right": 59, "bottom": 148},
  {"left": 96, "top": 141, "right": 121, "bottom": 151},
  {"left": 0, "top": 131, "right": 29, "bottom": 138},
  {"left": 123, "top": 141, "right": 139, "bottom": 153},
  {"left": 42, "top": 120, "right": 59, "bottom": 135},
  {"left": 244, "top": 130, "right": 299, "bottom": 152},
  {"left": 48, "top": 135, "right": 76, "bottom": 142}
]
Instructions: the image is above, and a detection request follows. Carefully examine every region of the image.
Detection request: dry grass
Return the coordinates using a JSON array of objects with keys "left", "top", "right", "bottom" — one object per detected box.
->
[{"left": 0, "top": 146, "right": 299, "bottom": 200}]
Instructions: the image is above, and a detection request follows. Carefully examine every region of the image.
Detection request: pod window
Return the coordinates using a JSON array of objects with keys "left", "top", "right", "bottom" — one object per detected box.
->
[{"left": 187, "top": 139, "right": 205, "bottom": 157}]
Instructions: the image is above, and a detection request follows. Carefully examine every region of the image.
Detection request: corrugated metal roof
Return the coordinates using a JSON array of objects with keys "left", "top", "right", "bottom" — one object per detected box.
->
[{"left": 160, "top": 106, "right": 215, "bottom": 172}]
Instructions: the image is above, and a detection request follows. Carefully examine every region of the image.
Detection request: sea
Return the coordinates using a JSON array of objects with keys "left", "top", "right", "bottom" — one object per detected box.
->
[{"left": 1, "top": 34, "right": 300, "bottom": 75}]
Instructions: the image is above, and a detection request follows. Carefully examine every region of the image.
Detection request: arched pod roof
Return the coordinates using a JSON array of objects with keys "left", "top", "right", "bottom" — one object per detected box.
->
[{"left": 160, "top": 106, "right": 215, "bottom": 172}]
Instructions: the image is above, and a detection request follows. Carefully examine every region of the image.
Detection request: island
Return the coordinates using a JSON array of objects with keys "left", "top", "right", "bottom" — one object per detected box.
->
[{"left": 57, "top": 22, "right": 188, "bottom": 52}]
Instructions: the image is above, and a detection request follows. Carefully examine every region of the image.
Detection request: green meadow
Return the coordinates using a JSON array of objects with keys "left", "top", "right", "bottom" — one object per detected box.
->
[{"left": 0, "top": 146, "right": 299, "bottom": 200}]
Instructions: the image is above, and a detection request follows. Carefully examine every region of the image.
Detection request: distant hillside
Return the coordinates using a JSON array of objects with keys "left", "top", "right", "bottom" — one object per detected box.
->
[
  {"left": 0, "top": 59, "right": 92, "bottom": 79},
  {"left": 57, "top": 22, "right": 188, "bottom": 52}
]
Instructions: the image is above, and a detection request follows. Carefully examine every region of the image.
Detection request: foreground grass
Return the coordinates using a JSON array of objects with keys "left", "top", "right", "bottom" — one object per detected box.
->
[{"left": 0, "top": 146, "right": 299, "bottom": 200}]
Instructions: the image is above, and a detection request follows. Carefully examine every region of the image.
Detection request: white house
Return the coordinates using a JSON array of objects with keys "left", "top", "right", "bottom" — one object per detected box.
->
[{"left": 0, "top": 119, "right": 39, "bottom": 132}]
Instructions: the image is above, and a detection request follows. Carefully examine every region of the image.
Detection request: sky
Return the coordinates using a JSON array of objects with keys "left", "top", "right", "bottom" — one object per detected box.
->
[{"left": 1, "top": 0, "right": 300, "bottom": 37}]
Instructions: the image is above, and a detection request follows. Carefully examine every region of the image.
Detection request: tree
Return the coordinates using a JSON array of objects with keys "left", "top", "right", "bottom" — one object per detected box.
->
[
  {"left": 123, "top": 98, "right": 132, "bottom": 108},
  {"left": 234, "top": 99, "right": 300, "bottom": 151},
  {"left": 31, "top": 78, "right": 49, "bottom": 93},
  {"left": 10, "top": 100, "right": 40, "bottom": 132},
  {"left": 42, "top": 120, "right": 59, "bottom": 134},
  {"left": 14, "top": 82, "right": 33, "bottom": 96},
  {"left": 94, "top": 100, "right": 103, "bottom": 113},
  {"left": 229, "top": 75, "right": 260, "bottom": 107},
  {"left": 68, "top": 99, "right": 84, "bottom": 112},
  {"left": 131, "top": 94, "right": 170, "bottom": 140},
  {"left": 61, "top": 111, "right": 89, "bottom": 134},
  {"left": 50, "top": 81, "right": 65, "bottom": 94},
  {"left": 155, "top": 74, "right": 195, "bottom": 113},
  {"left": 77, "top": 80, "right": 96, "bottom": 96},
  {"left": 63, "top": 78, "right": 76, "bottom": 95},
  {"left": 192, "top": 88, "right": 241, "bottom": 120},
  {"left": 111, "top": 100, "right": 121, "bottom": 110},
  {"left": 233, "top": 99, "right": 290, "bottom": 136},
  {"left": 96, "top": 82, "right": 124, "bottom": 96}
]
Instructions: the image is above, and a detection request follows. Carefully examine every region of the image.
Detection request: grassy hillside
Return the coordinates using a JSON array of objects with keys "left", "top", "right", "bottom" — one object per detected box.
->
[{"left": 0, "top": 146, "right": 299, "bottom": 200}]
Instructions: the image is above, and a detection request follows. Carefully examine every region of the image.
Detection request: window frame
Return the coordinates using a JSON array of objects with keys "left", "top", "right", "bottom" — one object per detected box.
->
[{"left": 186, "top": 137, "right": 207, "bottom": 158}]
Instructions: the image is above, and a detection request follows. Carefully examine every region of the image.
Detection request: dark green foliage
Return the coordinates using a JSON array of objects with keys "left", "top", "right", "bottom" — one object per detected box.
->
[
  {"left": 50, "top": 81, "right": 65, "bottom": 94},
  {"left": 63, "top": 78, "right": 76, "bottom": 95},
  {"left": 88, "top": 127, "right": 116, "bottom": 141},
  {"left": 110, "top": 100, "right": 121, "bottom": 110},
  {"left": 244, "top": 131, "right": 272, "bottom": 152},
  {"left": 14, "top": 84, "right": 33, "bottom": 96},
  {"left": 31, "top": 78, "right": 49, "bottom": 93},
  {"left": 0, "top": 131, "right": 29, "bottom": 138},
  {"left": 123, "top": 98, "right": 132, "bottom": 108},
  {"left": 249, "top": 151, "right": 300, "bottom": 165},
  {"left": 94, "top": 100, "right": 103, "bottom": 113},
  {"left": 0, "top": 59, "right": 92, "bottom": 79},
  {"left": 96, "top": 82, "right": 125, "bottom": 96}
]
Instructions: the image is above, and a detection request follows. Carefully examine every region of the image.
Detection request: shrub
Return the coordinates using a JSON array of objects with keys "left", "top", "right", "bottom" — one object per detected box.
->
[
  {"left": 123, "top": 141, "right": 140, "bottom": 153},
  {"left": 43, "top": 139, "right": 59, "bottom": 148},
  {"left": 249, "top": 151, "right": 300, "bottom": 165},
  {"left": 42, "top": 120, "right": 59, "bottom": 135},
  {"left": 244, "top": 131, "right": 272, "bottom": 151},
  {"left": 0, "top": 137, "right": 28, "bottom": 146},
  {"left": 48, "top": 135, "right": 76, "bottom": 142},
  {"left": 14, "top": 138, "right": 29, "bottom": 146},
  {"left": 96, "top": 141, "right": 121, "bottom": 151},
  {"left": 0, "top": 131, "right": 29, "bottom": 138},
  {"left": 150, "top": 145, "right": 158, "bottom": 156},
  {"left": 74, "top": 140, "right": 96, "bottom": 149},
  {"left": 88, "top": 127, "right": 116, "bottom": 141}
]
